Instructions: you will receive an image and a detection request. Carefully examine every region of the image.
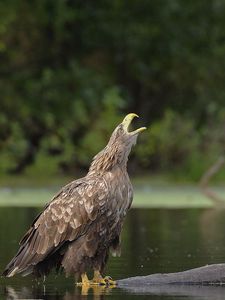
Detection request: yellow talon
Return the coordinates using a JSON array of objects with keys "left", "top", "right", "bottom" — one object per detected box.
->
[
  {"left": 92, "top": 270, "right": 116, "bottom": 286},
  {"left": 104, "top": 276, "right": 117, "bottom": 286},
  {"left": 76, "top": 271, "right": 117, "bottom": 288}
]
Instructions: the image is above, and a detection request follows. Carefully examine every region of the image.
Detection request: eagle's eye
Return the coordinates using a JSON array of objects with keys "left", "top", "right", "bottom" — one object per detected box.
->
[{"left": 117, "top": 125, "right": 124, "bottom": 135}]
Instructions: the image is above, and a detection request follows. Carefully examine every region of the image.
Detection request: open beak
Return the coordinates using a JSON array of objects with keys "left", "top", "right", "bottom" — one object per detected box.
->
[{"left": 122, "top": 113, "right": 147, "bottom": 134}]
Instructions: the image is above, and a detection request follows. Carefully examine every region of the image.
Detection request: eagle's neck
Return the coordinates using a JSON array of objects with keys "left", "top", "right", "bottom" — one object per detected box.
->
[{"left": 87, "top": 143, "right": 131, "bottom": 175}]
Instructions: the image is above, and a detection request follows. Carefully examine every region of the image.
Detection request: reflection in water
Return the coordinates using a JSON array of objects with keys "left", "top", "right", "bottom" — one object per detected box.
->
[
  {"left": 199, "top": 207, "right": 225, "bottom": 267},
  {"left": 4, "top": 284, "right": 225, "bottom": 300},
  {"left": 76, "top": 285, "right": 114, "bottom": 297},
  {"left": 4, "top": 285, "right": 114, "bottom": 300},
  {"left": 5, "top": 286, "right": 32, "bottom": 300},
  {"left": 120, "top": 284, "right": 225, "bottom": 299}
]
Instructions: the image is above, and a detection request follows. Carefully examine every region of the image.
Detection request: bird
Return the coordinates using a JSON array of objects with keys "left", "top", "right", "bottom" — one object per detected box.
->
[{"left": 2, "top": 113, "right": 146, "bottom": 286}]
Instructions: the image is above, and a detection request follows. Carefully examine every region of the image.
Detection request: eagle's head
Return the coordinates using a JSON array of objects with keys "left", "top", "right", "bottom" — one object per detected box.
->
[
  {"left": 89, "top": 113, "right": 146, "bottom": 173},
  {"left": 108, "top": 113, "right": 146, "bottom": 148}
]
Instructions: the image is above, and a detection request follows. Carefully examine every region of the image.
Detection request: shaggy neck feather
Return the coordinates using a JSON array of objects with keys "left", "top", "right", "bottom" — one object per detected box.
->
[{"left": 88, "top": 142, "right": 131, "bottom": 175}]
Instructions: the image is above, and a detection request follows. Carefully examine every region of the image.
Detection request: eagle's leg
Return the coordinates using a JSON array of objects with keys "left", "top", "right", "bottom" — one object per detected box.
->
[
  {"left": 92, "top": 270, "right": 116, "bottom": 286},
  {"left": 76, "top": 273, "right": 91, "bottom": 286},
  {"left": 92, "top": 270, "right": 106, "bottom": 285}
]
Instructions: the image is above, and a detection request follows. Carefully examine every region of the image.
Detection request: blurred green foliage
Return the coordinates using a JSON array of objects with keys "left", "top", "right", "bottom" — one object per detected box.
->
[{"left": 1, "top": 0, "right": 225, "bottom": 181}]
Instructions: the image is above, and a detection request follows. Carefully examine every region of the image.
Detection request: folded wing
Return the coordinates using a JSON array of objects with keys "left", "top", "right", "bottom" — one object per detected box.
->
[{"left": 2, "top": 177, "right": 109, "bottom": 277}]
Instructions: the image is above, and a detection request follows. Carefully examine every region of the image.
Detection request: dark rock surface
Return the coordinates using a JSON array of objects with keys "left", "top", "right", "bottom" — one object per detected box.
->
[{"left": 117, "top": 264, "right": 225, "bottom": 286}]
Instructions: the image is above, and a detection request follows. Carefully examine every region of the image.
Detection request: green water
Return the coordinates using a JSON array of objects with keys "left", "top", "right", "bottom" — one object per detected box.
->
[{"left": 0, "top": 189, "right": 225, "bottom": 299}]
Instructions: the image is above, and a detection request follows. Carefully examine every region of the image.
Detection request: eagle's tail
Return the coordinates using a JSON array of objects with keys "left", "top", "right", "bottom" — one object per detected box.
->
[
  {"left": 2, "top": 228, "right": 66, "bottom": 278},
  {"left": 2, "top": 242, "right": 34, "bottom": 277},
  {"left": 2, "top": 227, "right": 39, "bottom": 277},
  {"left": 2, "top": 266, "right": 18, "bottom": 277}
]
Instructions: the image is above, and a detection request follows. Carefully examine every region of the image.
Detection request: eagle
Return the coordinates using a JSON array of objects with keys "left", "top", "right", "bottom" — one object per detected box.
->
[{"left": 2, "top": 113, "right": 146, "bottom": 286}]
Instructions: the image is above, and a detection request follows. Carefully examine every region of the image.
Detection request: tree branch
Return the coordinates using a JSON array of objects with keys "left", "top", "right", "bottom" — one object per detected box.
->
[{"left": 199, "top": 156, "right": 225, "bottom": 205}]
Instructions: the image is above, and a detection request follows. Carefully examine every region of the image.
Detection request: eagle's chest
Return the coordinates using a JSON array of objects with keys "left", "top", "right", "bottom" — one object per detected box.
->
[{"left": 105, "top": 170, "right": 133, "bottom": 218}]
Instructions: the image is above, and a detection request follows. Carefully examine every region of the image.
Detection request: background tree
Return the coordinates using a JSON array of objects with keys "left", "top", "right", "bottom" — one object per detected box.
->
[{"left": 1, "top": 0, "right": 225, "bottom": 180}]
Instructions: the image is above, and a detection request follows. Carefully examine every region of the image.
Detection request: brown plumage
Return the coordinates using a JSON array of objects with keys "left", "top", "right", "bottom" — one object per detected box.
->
[{"left": 2, "top": 113, "right": 146, "bottom": 284}]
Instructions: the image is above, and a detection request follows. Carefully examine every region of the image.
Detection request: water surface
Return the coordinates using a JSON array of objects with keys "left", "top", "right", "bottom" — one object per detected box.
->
[{"left": 1, "top": 206, "right": 225, "bottom": 299}]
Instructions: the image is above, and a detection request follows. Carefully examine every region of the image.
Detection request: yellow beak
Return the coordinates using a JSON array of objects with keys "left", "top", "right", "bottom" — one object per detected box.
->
[{"left": 122, "top": 113, "right": 147, "bottom": 134}]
